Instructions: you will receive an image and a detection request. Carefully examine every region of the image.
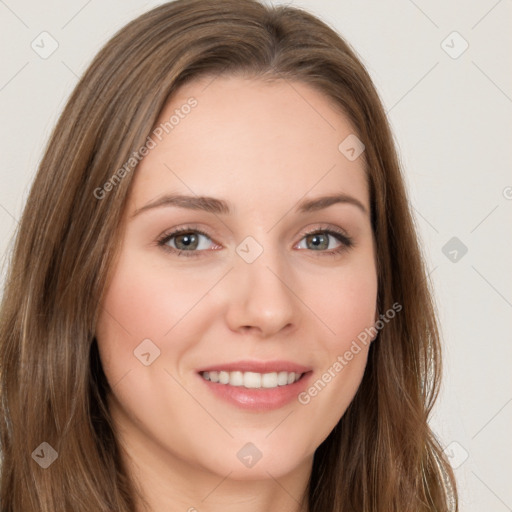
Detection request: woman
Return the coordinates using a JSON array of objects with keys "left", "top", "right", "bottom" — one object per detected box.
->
[{"left": 0, "top": 0, "right": 458, "bottom": 510}]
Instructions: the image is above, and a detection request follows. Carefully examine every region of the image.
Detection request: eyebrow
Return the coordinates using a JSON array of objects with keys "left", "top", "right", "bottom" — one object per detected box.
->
[{"left": 131, "top": 192, "right": 367, "bottom": 218}]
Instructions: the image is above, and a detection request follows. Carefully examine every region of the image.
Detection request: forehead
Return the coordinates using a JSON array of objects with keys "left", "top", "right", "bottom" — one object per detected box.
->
[{"left": 128, "top": 75, "right": 368, "bottom": 215}]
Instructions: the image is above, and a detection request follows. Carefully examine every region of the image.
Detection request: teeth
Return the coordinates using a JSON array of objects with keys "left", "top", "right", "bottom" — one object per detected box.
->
[{"left": 201, "top": 370, "right": 303, "bottom": 388}]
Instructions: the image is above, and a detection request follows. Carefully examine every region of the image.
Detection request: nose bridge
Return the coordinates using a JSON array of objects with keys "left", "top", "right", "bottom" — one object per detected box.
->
[{"left": 226, "top": 236, "right": 298, "bottom": 335}]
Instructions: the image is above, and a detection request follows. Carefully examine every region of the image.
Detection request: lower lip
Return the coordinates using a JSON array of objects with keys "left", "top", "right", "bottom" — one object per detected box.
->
[{"left": 197, "top": 372, "right": 313, "bottom": 411}]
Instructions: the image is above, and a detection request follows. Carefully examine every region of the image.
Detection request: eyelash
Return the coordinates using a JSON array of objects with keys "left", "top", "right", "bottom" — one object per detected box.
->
[{"left": 155, "top": 224, "right": 354, "bottom": 258}]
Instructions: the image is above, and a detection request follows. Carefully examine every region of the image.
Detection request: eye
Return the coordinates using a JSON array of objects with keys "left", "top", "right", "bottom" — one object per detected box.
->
[
  {"left": 156, "top": 225, "right": 354, "bottom": 258},
  {"left": 156, "top": 227, "right": 218, "bottom": 257},
  {"left": 295, "top": 228, "right": 354, "bottom": 255}
]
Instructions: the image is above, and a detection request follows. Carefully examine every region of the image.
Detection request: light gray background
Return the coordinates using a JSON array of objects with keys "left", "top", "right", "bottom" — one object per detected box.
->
[{"left": 0, "top": 1, "right": 511, "bottom": 510}]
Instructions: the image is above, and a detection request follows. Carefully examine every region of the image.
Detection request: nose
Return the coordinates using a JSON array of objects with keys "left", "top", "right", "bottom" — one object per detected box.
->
[{"left": 223, "top": 245, "right": 299, "bottom": 338}]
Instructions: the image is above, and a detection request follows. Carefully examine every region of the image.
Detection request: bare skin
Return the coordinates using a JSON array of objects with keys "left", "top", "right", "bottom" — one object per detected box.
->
[{"left": 95, "top": 75, "right": 377, "bottom": 512}]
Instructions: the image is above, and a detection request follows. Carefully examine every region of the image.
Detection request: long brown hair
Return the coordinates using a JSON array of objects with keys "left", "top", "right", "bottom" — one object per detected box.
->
[{"left": 0, "top": 0, "right": 457, "bottom": 510}]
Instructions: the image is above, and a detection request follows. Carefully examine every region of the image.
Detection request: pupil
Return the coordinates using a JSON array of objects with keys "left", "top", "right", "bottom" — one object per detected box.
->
[
  {"left": 309, "top": 233, "right": 327, "bottom": 250},
  {"left": 177, "top": 233, "right": 197, "bottom": 249}
]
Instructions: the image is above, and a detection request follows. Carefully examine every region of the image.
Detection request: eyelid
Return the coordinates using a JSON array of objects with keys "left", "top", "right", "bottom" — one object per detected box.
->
[{"left": 296, "top": 223, "right": 351, "bottom": 241}]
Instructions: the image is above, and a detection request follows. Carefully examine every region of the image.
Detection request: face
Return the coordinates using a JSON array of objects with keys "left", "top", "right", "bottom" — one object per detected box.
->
[{"left": 95, "top": 75, "right": 378, "bottom": 483}]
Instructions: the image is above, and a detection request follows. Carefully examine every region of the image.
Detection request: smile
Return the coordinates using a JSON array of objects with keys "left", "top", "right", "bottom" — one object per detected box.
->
[{"left": 200, "top": 370, "right": 304, "bottom": 389}]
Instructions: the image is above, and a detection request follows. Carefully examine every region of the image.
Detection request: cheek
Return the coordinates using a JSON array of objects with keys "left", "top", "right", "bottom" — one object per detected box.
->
[
  {"left": 97, "top": 250, "right": 214, "bottom": 340},
  {"left": 95, "top": 248, "right": 225, "bottom": 379},
  {"left": 296, "top": 257, "right": 377, "bottom": 424},
  {"left": 307, "top": 259, "right": 378, "bottom": 350}
]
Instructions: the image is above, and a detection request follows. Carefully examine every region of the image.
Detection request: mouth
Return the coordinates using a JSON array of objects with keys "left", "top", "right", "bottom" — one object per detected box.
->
[
  {"left": 196, "top": 361, "right": 313, "bottom": 411},
  {"left": 200, "top": 370, "right": 306, "bottom": 389}
]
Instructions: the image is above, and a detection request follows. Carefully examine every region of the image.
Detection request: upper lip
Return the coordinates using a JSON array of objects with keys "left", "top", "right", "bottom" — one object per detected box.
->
[{"left": 197, "top": 360, "right": 312, "bottom": 374}]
